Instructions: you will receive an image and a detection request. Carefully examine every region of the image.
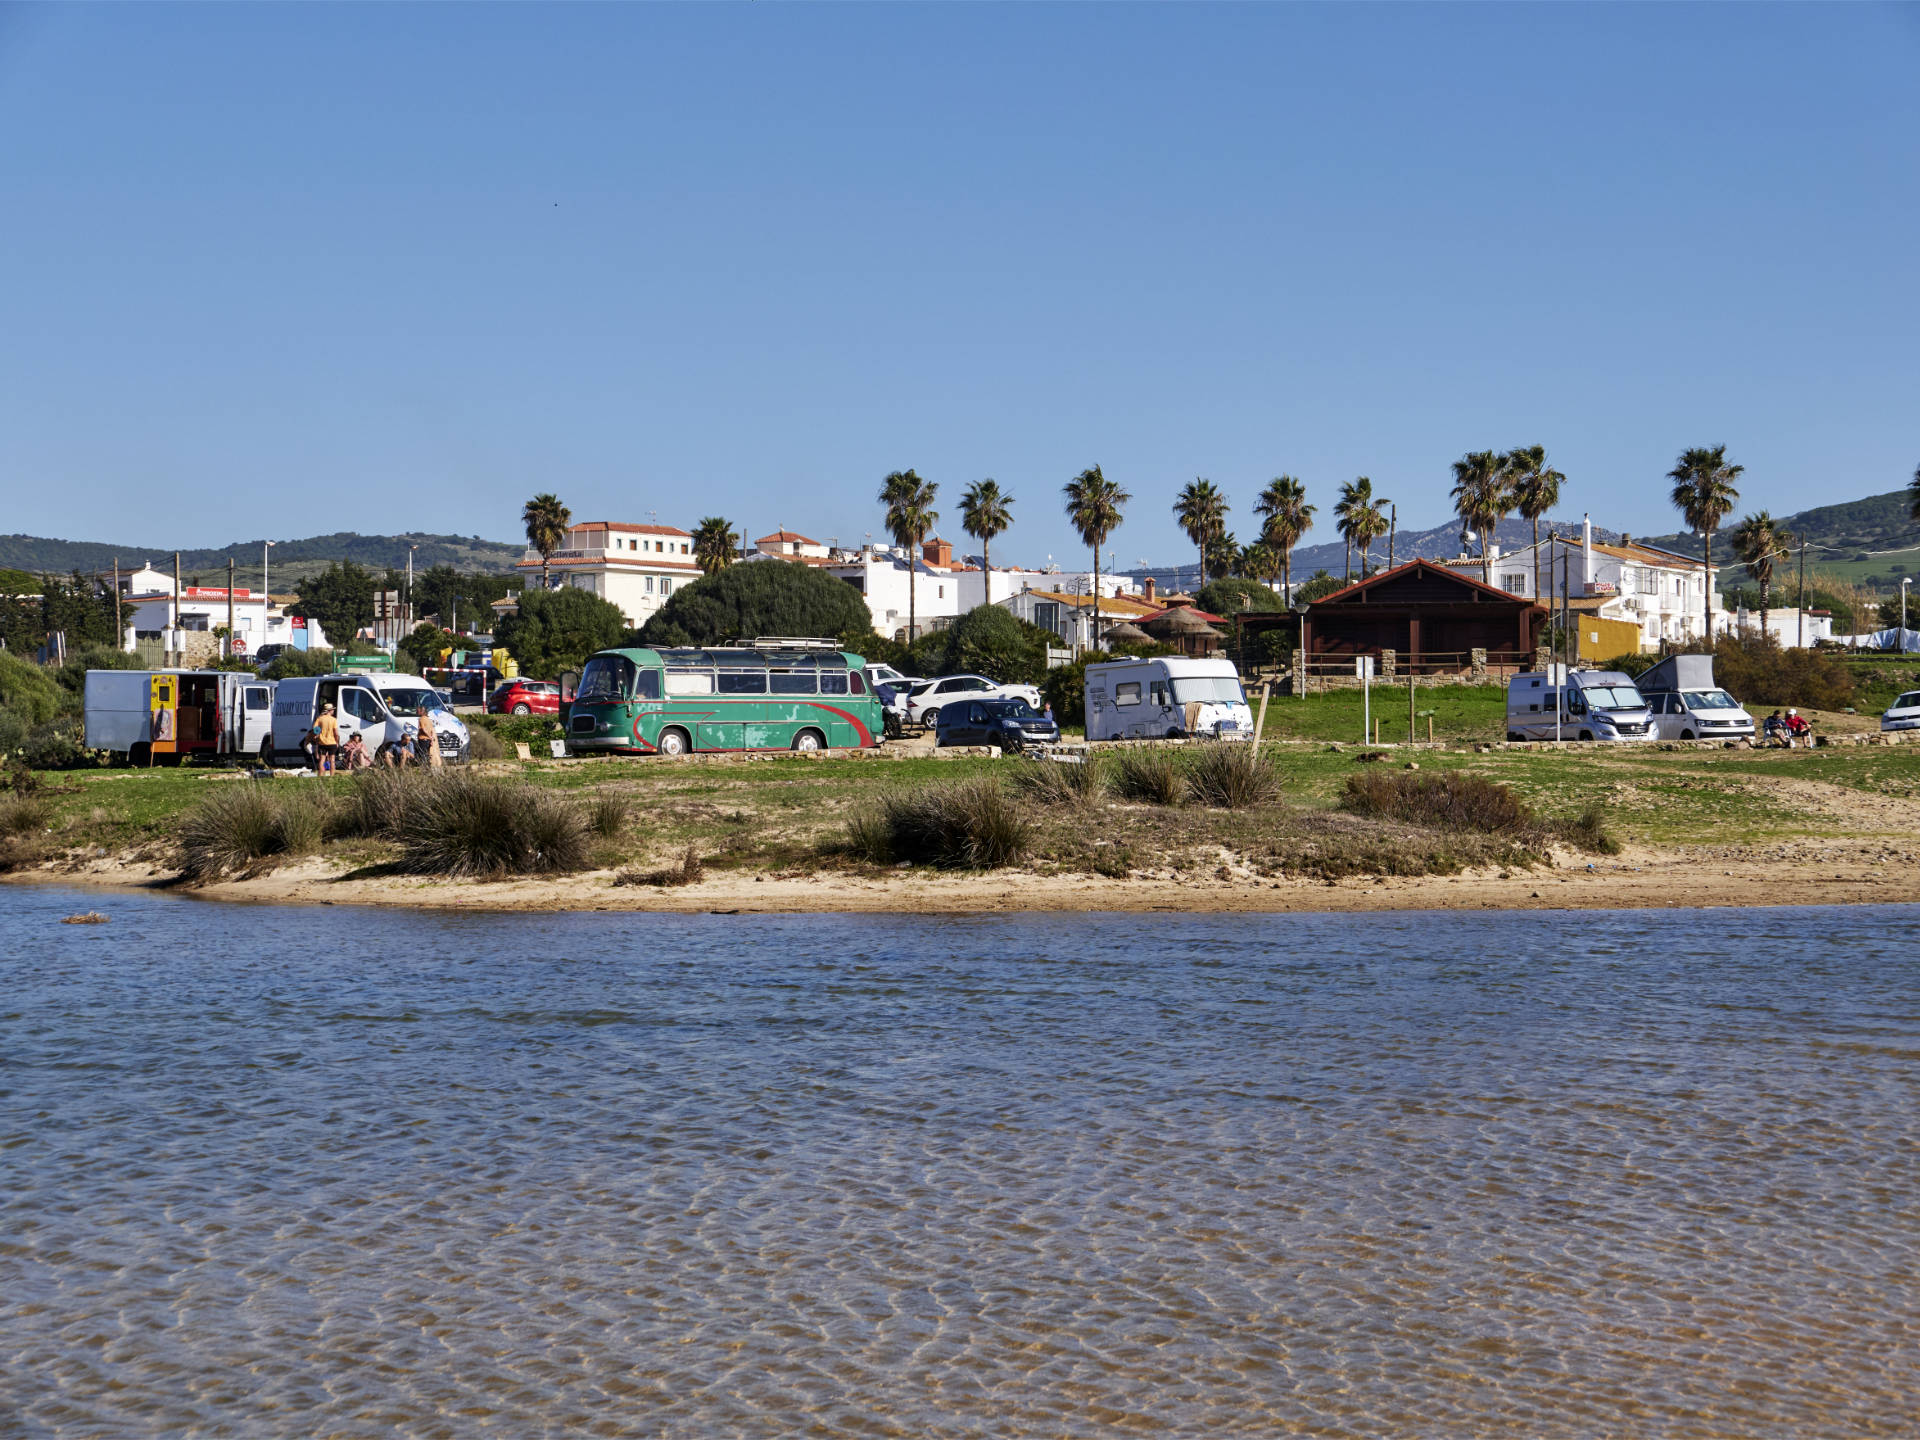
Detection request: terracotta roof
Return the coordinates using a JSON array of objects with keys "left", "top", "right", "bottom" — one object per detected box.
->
[
  {"left": 756, "top": 530, "right": 821, "bottom": 545},
  {"left": 515, "top": 554, "right": 699, "bottom": 572},
  {"left": 1020, "top": 589, "right": 1157, "bottom": 617},
  {"left": 570, "top": 521, "right": 692, "bottom": 538}
]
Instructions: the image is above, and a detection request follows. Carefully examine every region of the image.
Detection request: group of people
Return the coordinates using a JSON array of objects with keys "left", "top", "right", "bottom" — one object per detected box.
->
[
  {"left": 1762, "top": 708, "right": 1814, "bottom": 748},
  {"left": 305, "top": 702, "right": 443, "bottom": 776}
]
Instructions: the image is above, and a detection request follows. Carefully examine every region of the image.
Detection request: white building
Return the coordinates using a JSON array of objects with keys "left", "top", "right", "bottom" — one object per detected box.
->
[
  {"left": 813, "top": 536, "right": 1132, "bottom": 642},
  {"left": 752, "top": 529, "right": 832, "bottom": 560},
  {"left": 515, "top": 521, "right": 701, "bottom": 628},
  {"left": 1729, "top": 606, "right": 1835, "bottom": 646},
  {"left": 121, "top": 574, "right": 328, "bottom": 656},
  {"left": 1442, "top": 518, "right": 1729, "bottom": 651}
]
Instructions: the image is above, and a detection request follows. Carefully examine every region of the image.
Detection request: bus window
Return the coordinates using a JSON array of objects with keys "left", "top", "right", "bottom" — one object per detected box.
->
[
  {"left": 846, "top": 672, "right": 865, "bottom": 695},
  {"left": 820, "top": 672, "right": 850, "bottom": 695},
  {"left": 666, "top": 669, "right": 714, "bottom": 695},
  {"left": 634, "top": 669, "right": 661, "bottom": 700},
  {"left": 770, "top": 671, "right": 816, "bottom": 695},
  {"left": 718, "top": 671, "right": 767, "bottom": 694}
]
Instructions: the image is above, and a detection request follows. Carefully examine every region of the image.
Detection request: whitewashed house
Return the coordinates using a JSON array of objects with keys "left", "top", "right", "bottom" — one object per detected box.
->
[{"left": 515, "top": 521, "right": 700, "bottom": 628}]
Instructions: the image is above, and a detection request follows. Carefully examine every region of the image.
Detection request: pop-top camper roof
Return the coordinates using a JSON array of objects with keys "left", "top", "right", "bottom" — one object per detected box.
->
[{"left": 1636, "top": 653, "right": 1716, "bottom": 694}]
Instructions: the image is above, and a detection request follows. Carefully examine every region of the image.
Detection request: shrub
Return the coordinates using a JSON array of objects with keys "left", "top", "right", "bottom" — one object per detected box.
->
[
  {"left": 1011, "top": 755, "right": 1109, "bottom": 806},
  {"left": 391, "top": 772, "right": 589, "bottom": 877},
  {"left": 1113, "top": 748, "right": 1185, "bottom": 806},
  {"left": 1185, "top": 745, "right": 1282, "bottom": 809},
  {"left": 637, "top": 559, "right": 874, "bottom": 649},
  {"left": 0, "top": 794, "right": 52, "bottom": 837},
  {"left": 938, "top": 605, "right": 1052, "bottom": 686},
  {"left": 587, "top": 792, "right": 630, "bottom": 839},
  {"left": 615, "top": 846, "right": 705, "bottom": 887},
  {"left": 1709, "top": 636, "right": 1855, "bottom": 710},
  {"left": 844, "top": 808, "right": 894, "bottom": 865},
  {"left": 495, "top": 585, "right": 629, "bottom": 679},
  {"left": 0, "top": 650, "right": 63, "bottom": 726},
  {"left": 21, "top": 718, "right": 87, "bottom": 770},
  {"left": 178, "top": 782, "right": 329, "bottom": 882},
  {"left": 465, "top": 726, "right": 507, "bottom": 761},
  {"left": 1558, "top": 805, "right": 1620, "bottom": 855},
  {"left": 1195, "top": 578, "right": 1284, "bottom": 617},
  {"left": 341, "top": 766, "right": 426, "bottom": 838},
  {"left": 1041, "top": 656, "right": 1092, "bottom": 727},
  {"left": 1341, "top": 769, "right": 1531, "bottom": 833},
  {"left": 849, "top": 779, "right": 1032, "bottom": 870},
  {"left": 261, "top": 648, "right": 338, "bottom": 681}
]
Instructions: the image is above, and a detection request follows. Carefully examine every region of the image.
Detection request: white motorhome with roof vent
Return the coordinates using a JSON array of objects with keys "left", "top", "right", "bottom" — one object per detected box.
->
[
  {"left": 1084, "top": 657, "right": 1253, "bottom": 742},
  {"left": 1635, "top": 653, "right": 1754, "bottom": 741},
  {"left": 1505, "top": 669, "right": 1654, "bottom": 743}
]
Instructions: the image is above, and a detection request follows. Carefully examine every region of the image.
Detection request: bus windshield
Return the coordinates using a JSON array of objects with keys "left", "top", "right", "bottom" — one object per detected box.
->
[
  {"left": 1171, "top": 675, "right": 1246, "bottom": 706},
  {"left": 577, "top": 655, "right": 637, "bottom": 703}
]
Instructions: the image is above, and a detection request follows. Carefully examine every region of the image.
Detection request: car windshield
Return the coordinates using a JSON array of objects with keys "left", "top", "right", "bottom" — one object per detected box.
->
[
  {"left": 1895, "top": 693, "right": 1920, "bottom": 710},
  {"left": 576, "top": 656, "right": 636, "bottom": 703},
  {"left": 379, "top": 687, "right": 447, "bottom": 714},
  {"left": 1579, "top": 686, "right": 1645, "bottom": 710},
  {"left": 1682, "top": 690, "right": 1740, "bottom": 711},
  {"left": 982, "top": 700, "right": 1036, "bottom": 719},
  {"left": 1171, "top": 675, "right": 1246, "bottom": 705}
]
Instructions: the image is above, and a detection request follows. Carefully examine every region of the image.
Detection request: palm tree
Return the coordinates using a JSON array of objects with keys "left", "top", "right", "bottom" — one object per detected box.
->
[
  {"left": 958, "top": 479, "right": 1014, "bottom": 607},
  {"left": 521, "top": 493, "right": 572, "bottom": 590},
  {"left": 1253, "top": 475, "right": 1315, "bottom": 602},
  {"left": 1242, "top": 540, "right": 1282, "bottom": 590},
  {"left": 1908, "top": 461, "right": 1920, "bottom": 525},
  {"left": 691, "top": 516, "right": 739, "bottom": 577},
  {"left": 1174, "top": 479, "right": 1230, "bottom": 589},
  {"left": 1667, "top": 445, "right": 1744, "bottom": 644},
  {"left": 880, "top": 469, "right": 939, "bottom": 642},
  {"left": 1731, "top": 510, "right": 1794, "bottom": 641},
  {"left": 1332, "top": 480, "right": 1359, "bottom": 582},
  {"left": 1450, "top": 452, "right": 1512, "bottom": 586},
  {"left": 1063, "top": 465, "right": 1130, "bottom": 651},
  {"left": 1335, "top": 478, "right": 1388, "bottom": 581},
  {"left": 1505, "top": 445, "right": 1566, "bottom": 602}
]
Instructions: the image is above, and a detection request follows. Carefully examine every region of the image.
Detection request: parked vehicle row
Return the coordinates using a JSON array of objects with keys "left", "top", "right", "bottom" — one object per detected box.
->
[
  {"left": 1084, "top": 658, "right": 1253, "bottom": 742},
  {"left": 935, "top": 698, "right": 1060, "bottom": 750}
]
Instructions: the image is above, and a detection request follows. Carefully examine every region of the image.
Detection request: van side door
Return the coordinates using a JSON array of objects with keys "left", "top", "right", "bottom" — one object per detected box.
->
[
  {"left": 338, "top": 686, "right": 388, "bottom": 747},
  {"left": 241, "top": 685, "right": 273, "bottom": 752}
]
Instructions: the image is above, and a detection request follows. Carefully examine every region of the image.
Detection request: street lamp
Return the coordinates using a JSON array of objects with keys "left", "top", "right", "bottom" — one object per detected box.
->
[
  {"left": 262, "top": 540, "right": 278, "bottom": 642},
  {"left": 1903, "top": 576, "right": 1912, "bottom": 655},
  {"left": 406, "top": 544, "right": 420, "bottom": 632}
]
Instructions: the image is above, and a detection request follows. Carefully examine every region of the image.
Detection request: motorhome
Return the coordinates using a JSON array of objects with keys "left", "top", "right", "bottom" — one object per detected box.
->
[
  {"left": 1634, "top": 653, "right": 1755, "bottom": 741},
  {"left": 1084, "top": 657, "right": 1254, "bottom": 742},
  {"left": 84, "top": 670, "right": 276, "bottom": 766},
  {"left": 1505, "top": 669, "right": 1654, "bottom": 743},
  {"left": 269, "top": 673, "right": 471, "bottom": 766}
]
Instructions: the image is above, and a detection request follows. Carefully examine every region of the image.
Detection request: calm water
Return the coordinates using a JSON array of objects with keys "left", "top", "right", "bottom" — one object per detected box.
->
[{"left": 3, "top": 888, "right": 1917, "bottom": 1438}]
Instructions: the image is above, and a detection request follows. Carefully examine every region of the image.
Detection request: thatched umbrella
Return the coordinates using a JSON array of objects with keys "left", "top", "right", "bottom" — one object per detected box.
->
[
  {"left": 1103, "top": 619, "right": 1153, "bottom": 645},
  {"left": 1146, "top": 606, "right": 1226, "bottom": 655}
]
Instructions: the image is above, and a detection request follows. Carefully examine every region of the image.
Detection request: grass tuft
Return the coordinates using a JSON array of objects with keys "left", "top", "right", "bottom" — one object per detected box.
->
[
  {"left": 1011, "top": 755, "right": 1109, "bottom": 807},
  {"left": 1112, "top": 748, "right": 1186, "bottom": 806},
  {"left": 0, "top": 794, "right": 53, "bottom": 837},
  {"left": 1556, "top": 804, "right": 1621, "bottom": 855},
  {"left": 341, "top": 766, "right": 427, "bottom": 839},
  {"left": 848, "top": 779, "right": 1032, "bottom": 870},
  {"left": 586, "top": 792, "right": 631, "bottom": 840},
  {"left": 391, "top": 772, "right": 590, "bottom": 877},
  {"left": 1185, "top": 745, "right": 1282, "bottom": 809},
  {"left": 1341, "top": 769, "right": 1531, "bottom": 833},
  {"left": 178, "top": 783, "right": 329, "bottom": 882},
  {"left": 465, "top": 726, "right": 508, "bottom": 761},
  {"left": 615, "top": 845, "right": 706, "bottom": 887}
]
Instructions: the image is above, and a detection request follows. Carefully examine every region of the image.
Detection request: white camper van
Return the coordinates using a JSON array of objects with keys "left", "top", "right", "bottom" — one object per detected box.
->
[
  {"left": 269, "top": 673, "right": 471, "bottom": 766},
  {"left": 1084, "top": 657, "right": 1254, "bottom": 742},
  {"left": 84, "top": 670, "right": 276, "bottom": 766},
  {"left": 1634, "top": 653, "right": 1755, "bottom": 741},
  {"left": 1505, "top": 669, "right": 1654, "bottom": 743}
]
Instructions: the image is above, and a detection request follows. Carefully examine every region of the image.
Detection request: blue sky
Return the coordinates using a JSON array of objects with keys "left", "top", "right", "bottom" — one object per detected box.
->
[{"left": 3, "top": 4, "right": 1916, "bottom": 565}]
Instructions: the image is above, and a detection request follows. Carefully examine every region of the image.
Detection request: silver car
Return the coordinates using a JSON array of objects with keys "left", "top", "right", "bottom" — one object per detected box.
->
[
  {"left": 905, "top": 674, "right": 1044, "bottom": 726},
  {"left": 1883, "top": 690, "right": 1920, "bottom": 733}
]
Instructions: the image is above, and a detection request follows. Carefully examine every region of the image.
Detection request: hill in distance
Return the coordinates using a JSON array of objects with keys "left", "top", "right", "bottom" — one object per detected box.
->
[{"left": 0, "top": 531, "right": 524, "bottom": 590}]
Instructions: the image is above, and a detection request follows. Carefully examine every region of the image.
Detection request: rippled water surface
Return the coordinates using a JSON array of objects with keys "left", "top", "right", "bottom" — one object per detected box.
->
[{"left": 3, "top": 888, "right": 1918, "bottom": 1437}]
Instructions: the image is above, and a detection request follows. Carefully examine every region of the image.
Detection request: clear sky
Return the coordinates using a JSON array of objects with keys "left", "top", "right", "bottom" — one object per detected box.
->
[{"left": 3, "top": 3, "right": 1916, "bottom": 566}]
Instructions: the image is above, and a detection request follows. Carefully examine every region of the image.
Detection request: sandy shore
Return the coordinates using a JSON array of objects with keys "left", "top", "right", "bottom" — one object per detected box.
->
[{"left": 13, "top": 837, "right": 1918, "bottom": 914}]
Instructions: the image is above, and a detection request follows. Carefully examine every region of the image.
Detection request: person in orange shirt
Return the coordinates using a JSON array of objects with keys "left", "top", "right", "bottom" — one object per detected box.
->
[{"left": 311, "top": 703, "right": 340, "bottom": 775}]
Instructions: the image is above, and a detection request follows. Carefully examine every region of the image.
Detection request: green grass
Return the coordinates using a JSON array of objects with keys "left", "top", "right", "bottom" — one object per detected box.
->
[{"left": 1255, "top": 683, "right": 1508, "bottom": 745}]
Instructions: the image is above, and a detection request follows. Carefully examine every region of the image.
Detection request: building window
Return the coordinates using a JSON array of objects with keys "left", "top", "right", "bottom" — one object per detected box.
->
[
  {"left": 681, "top": 543, "right": 689, "bottom": 554},
  {"left": 1501, "top": 573, "right": 1526, "bottom": 593},
  {"left": 645, "top": 576, "right": 654, "bottom": 593},
  {"left": 662, "top": 580, "right": 672, "bottom": 596}
]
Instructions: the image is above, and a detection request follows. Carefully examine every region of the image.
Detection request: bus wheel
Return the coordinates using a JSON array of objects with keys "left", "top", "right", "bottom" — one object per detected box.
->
[
  {"left": 792, "top": 728, "right": 826, "bottom": 753},
  {"left": 657, "top": 727, "right": 691, "bottom": 757}
]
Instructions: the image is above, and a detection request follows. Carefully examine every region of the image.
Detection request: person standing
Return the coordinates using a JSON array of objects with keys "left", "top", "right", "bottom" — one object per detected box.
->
[
  {"left": 312, "top": 703, "right": 340, "bottom": 776},
  {"left": 417, "top": 706, "right": 442, "bottom": 768}
]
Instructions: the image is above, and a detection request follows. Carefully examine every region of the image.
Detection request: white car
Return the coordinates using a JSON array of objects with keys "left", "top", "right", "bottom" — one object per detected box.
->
[
  {"left": 1643, "top": 687, "right": 1755, "bottom": 741},
  {"left": 1883, "top": 690, "right": 1920, "bottom": 733},
  {"left": 905, "top": 674, "right": 1044, "bottom": 726},
  {"left": 865, "top": 663, "right": 916, "bottom": 690}
]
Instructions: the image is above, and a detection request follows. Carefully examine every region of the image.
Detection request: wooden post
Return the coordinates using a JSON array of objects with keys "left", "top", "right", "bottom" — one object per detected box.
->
[
  {"left": 1428, "top": 715, "right": 1434, "bottom": 744},
  {"left": 1252, "top": 680, "right": 1271, "bottom": 756},
  {"left": 1408, "top": 669, "right": 1416, "bottom": 745},
  {"left": 172, "top": 552, "right": 181, "bottom": 664},
  {"left": 1373, "top": 716, "right": 1379, "bottom": 745}
]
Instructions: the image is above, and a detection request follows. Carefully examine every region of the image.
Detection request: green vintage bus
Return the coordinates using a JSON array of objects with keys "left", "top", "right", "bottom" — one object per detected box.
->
[{"left": 566, "top": 643, "right": 883, "bottom": 756}]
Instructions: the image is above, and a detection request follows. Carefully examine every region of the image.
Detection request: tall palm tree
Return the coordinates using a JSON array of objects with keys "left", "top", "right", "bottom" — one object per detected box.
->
[
  {"left": 1174, "top": 479, "right": 1229, "bottom": 589},
  {"left": 1667, "top": 445, "right": 1743, "bottom": 644},
  {"left": 1242, "top": 540, "right": 1281, "bottom": 591},
  {"left": 1450, "top": 452, "right": 1512, "bottom": 586},
  {"left": 1205, "top": 530, "right": 1242, "bottom": 581},
  {"left": 1350, "top": 484, "right": 1391, "bottom": 576},
  {"left": 1253, "top": 475, "right": 1315, "bottom": 602},
  {"left": 1063, "top": 465, "right": 1130, "bottom": 651},
  {"left": 958, "top": 479, "right": 1014, "bottom": 607},
  {"left": 1731, "top": 510, "right": 1794, "bottom": 641},
  {"left": 1504, "top": 445, "right": 1566, "bottom": 602},
  {"left": 691, "top": 516, "right": 739, "bottom": 577},
  {"left": 880, "top": 469, "right": 939, "bottom": 642},
  {"left": 1908, "top": 461, "right": 1920, "bottom": 525},
  {"left": 521, "top": 493, "right": 572, "bottom": 590}
]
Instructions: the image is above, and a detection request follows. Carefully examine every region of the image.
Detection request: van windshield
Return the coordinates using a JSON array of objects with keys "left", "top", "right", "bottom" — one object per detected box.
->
[
  {"left": 1682, "top": 690, "right": 1740, "bottom": 711},
  {"left": 1171, "top": 676, "right": 1246, "bottom": 706},
  {"left": 378, "top": 687, "right": 447, "bottom": 714},
  {"left": 1578, "top": 686, "right": 1645, "bottom": 711}
]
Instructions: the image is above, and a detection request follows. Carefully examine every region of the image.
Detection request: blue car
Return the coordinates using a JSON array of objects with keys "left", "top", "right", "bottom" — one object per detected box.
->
[{"left": 936, "top": 698, "right": 1060, "bottom": 750}]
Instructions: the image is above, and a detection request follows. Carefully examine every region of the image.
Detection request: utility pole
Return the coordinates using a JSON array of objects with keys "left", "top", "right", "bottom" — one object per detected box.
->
[
  {"left": 227, "top": 557, "right": 235, "bottom": 657},
  {"left": 406, "top": 544, "right": 419, "bottom": 634},
  {"left": 1388, "top": 504, "right": 1396, "bottom": 569},
  {"left": 1797, "top": 538, "right": 1807, "bottom": 650},
  {"left": 112, "top": 557, "right": 121, "bottom": 650},
  {"left": 173, "top": 552, "right": 182, "bottom": 661}
]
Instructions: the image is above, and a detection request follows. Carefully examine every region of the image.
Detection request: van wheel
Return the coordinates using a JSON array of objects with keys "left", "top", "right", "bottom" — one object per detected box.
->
[
  {"left": 1506, "top": 731, "right": 1523, "bottom": 742},
  {"left": 1166, "top": 728, "right": 1186, "bottom": 740},
  {"left": 657, "top": 727, "right": 691, "bottom": 757},
  {"left": 792, "top": 728, "right": 826, "bottom": 753},
  {"left": 1680, "top": 729, "right": 1695, "bottom": 740},
  {"left": 129, "top": 742, "right": 150, "bottom": 768},
  {"left": 1579, "top": 730, "right": 1593, "bottom": 742},
  {"left": 259, "top": 738, "right": 275, "bottom": 767}
]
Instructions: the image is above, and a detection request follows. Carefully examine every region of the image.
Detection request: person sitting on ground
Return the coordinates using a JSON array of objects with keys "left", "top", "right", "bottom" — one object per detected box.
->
[
  {"left": 340, "top": 730, "right": 371, "bottom": 771},
  {"left": 1785, "top": 708, "right": 1813, "bottom": 747},
  {"left": 311, "top": 703, "right": 340, "bottom": 776},
  {"left": 1763, "top": 710, "right": 1788, "bottom": 746}
]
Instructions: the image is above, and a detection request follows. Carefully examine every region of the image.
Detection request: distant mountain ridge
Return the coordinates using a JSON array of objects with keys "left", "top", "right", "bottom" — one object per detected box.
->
[
  {"left": 0, "top": 531, "right": 524, "bottom": 583},
  {"left": 1286, "top": 515, "right": 1631, "bottom": 578},
  {"left": 1633, "top": 487, "right": 1917, "bottom": 568}
]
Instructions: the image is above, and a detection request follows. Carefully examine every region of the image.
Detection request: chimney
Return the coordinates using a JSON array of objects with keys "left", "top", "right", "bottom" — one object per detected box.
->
[
  {"left": 922, "top": 536, "right": 952, "bottom": 568},
  {"left": 1144, "top": 576, "right": 1157, "bottom": 603},
  {"left": 1621, "top": 533, "right": 1631, "bottom": 548},
  {"left": 1582, "top": 513, "right": 1593, "bottom": 583}
]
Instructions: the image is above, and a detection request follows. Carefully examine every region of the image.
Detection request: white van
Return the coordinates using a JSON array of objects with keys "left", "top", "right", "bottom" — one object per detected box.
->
[
  {"left": 1635, "top": 654, "right": 1755, "bottom": 741},
  {"left": 1882, "top": 690, "right": 1920, "bottom": 733},
  {"left": 1505, "top": 669, "right": 1654, "bottom": 743},
  {"left": 84, "top": 669, "right": 275, "bottom": 766},
  {"left": 269, "top": 673, "right": 471, "bottom": 766},
  {"left": 1084, "top": 657, "right": 1254, "bottom": 742}
]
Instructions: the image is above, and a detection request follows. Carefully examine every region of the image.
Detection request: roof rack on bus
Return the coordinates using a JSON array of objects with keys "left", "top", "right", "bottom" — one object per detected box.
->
[{"left": 750, "top": 637, "right": 844, "bottom": 649}]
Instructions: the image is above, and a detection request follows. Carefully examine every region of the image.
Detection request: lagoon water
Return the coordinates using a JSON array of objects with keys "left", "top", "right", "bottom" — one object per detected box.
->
[{"left": 2, "top": 887, "right": 1917, "bottom": 1438}]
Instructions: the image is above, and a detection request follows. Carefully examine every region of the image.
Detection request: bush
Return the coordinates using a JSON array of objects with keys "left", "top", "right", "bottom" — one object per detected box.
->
[
  {"left": 1185, "top": 745, "right": 1282, "bottom": 809},
  {"left": 178, "top": 783, "right": 331, "bottom": 882},
  {"left": 937, "top": 605, "right": 1051, "bottom": 686},
  {"left": 1011, "top": 755, "right": 1109, "bottom": 806},
  {"left": 637, "top": 560, "right": 875, "bottom": 649},
  {"left": 0, "top": 794, "right": 52, "bottom": 837},
  {"left": 465, "top": 726, "right": 507, "bottom": 761},
  {"left": 1041, "top": 656, "right": 1091, "bottom": 727},
  {"left": 20, "top": 718, "right": 87, "bottom": 770},
  {"left": 1599, "top": 652, "right": 1657, "bottom": 678},
  {"left": 1341, "top": 770, "right": 1531, "bottom": 833},
  {"left": 495, "top": 586, "right": 628, "bottom": 679},
  {"left": 1559, "top": 805, "right": 1620, "bottom": 855},
  {"left": 1708, "top": 636, "right": 1855, "bottom": 710},
  {"left": 261, "top": 648, "right": 337, "bottom": 681},
  {"left": 847, "top": 779, "right": 1032, "bottom": 870},
  {"left": 0, "top": 650, "right": 63, "bottom": 726},
  {"left": 341, "top": 766, "right": 427, "bottom": 838},
  {"left": 469, "top": 713, "right": 560, "bottom": 749},
  {"left": 1113, "top": 748, "right": 1185, "bottom": 806},
  {"left": 391, "top": 772, "right": 590, "bottom": 877},
  {"left": 1195, "top": 578, "right": 1285, "bottom": 617},
  {"left": 586, "top": 792, "right": 630, "bottom": 839}
]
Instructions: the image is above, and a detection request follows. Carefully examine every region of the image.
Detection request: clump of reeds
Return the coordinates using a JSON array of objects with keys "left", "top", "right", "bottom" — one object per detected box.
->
[
  {"left": 1112, "top": 748, "right": 1186, "bottom": 807},
  {"left": 465, "top": 726, "right": 508, "bottom": 761},
  {"left": 177, "top": 782, "right": 331, "bottom": 881},
  {"left": 391, "top": 772, "right": 589, "bottom": 877},
  {"left": 1184, "top": 745, "right": 1282, "bottom": 809},
  {"left": 1556, "top": 804, "right": 1621, "bottom": 855},
  {"left": 615, "top": 845, "right": 705, "bottom": 887},
  {"left": 340, "top": 766, "right": 427, "bottom": 839},
  {"left": 0, "top": 794, "right": 53, "bottom": 837},
  {"left": 586, "top": 792, "right": 631, "bottom": 840},
  {"left": 1011, "top": 755, "right": 1109, "bottom": 807},
  {"left": 845, "top": 779, "right": 1032, "bottom": 870},
  {"left": 1341, "top": 769, "right": 1530, "bottom": 833}
]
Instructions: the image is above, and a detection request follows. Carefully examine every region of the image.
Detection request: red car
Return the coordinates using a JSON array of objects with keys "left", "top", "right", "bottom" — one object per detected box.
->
[{"left": 487, "top": 679, "right": 566, "bottom": 715}]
